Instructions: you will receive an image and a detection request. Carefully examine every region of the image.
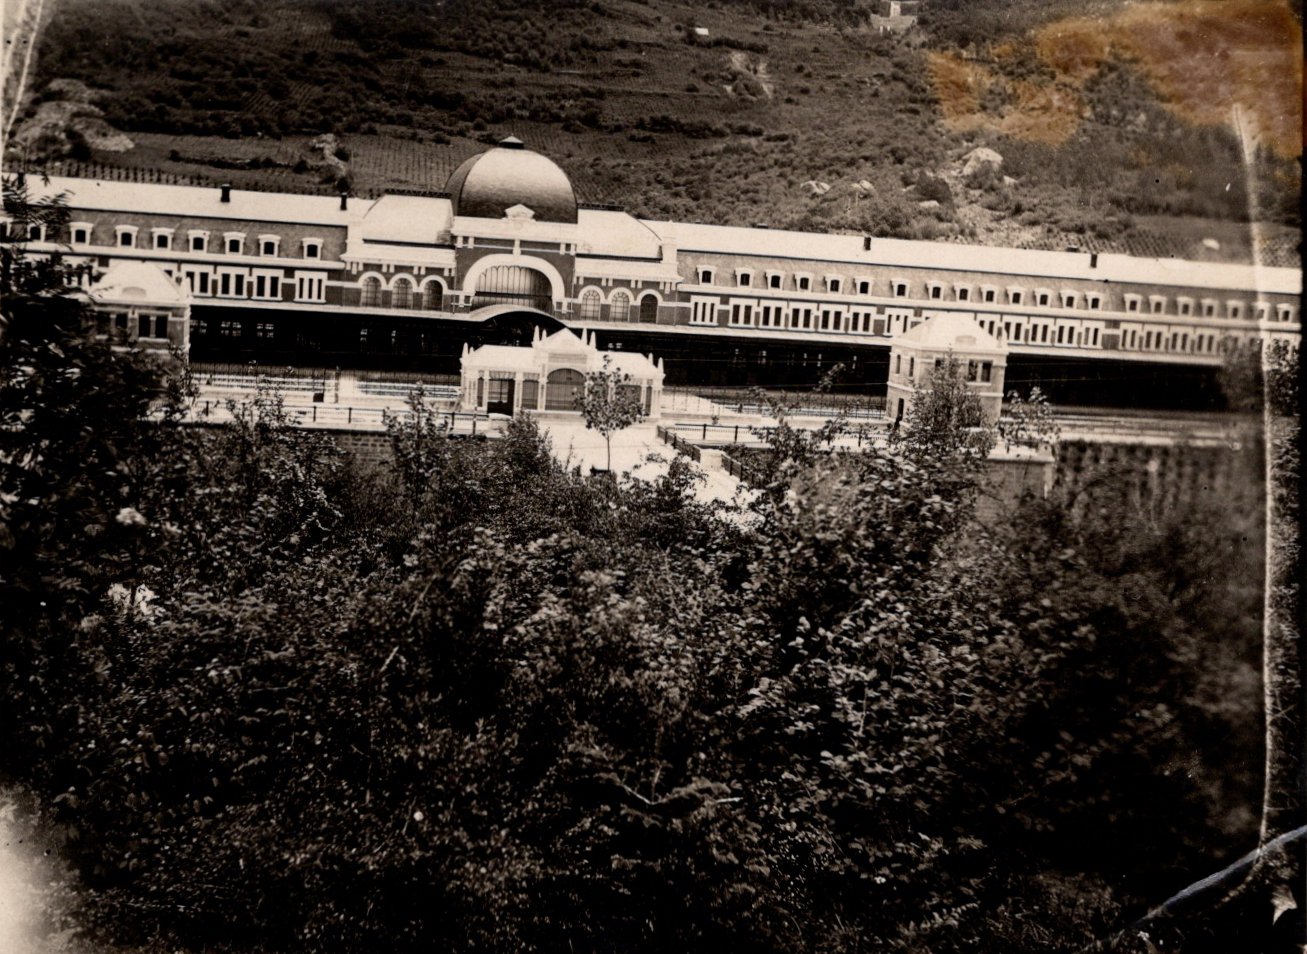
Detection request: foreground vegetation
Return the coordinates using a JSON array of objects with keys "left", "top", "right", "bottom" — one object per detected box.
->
[{"left": 2, "top": 195, "right": 1300, "bottom": 950}]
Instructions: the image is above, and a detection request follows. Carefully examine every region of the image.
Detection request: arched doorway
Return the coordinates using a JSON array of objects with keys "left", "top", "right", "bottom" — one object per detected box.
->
[
  {"left": 639, "top": 293, "right": 658, "bottom": 324},
  {"left": 545, "top": 368, "right": 585, "bottom": 411},
  {"left": 473, "top": 265, "right": 553, "bottom": 310}
]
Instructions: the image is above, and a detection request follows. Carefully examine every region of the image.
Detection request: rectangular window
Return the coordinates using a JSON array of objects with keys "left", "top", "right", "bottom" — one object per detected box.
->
[
  {"left": 894, "top": 354, "right": 901, "bottom": 374},
  {"left": 691, "top": 300, "right": 717, "bottom": 324},
  {"left": 138, "top": 315, "right": 151, "bottom": 337},
  {"left": 256, "top": 322, "right": 276, "bottom": 340},
  {"left": 155, "top": 315, "right": 169, "bottom": 338},
  {"left": 957, "top": 287, "right": 970, "bottom": 301},
  {"left": 261, "top": 240, "right": 277, "bottom": 256},
  {"left": 119, "top": 231, "right": 134, "bottom": 248},
  {"left": 295, "top": 272, "right": 326, "bottom": 302},
  {"left": 828, "top": 279, "right": 842, "bottom": 293},
  {"left": 698, "top": 268, "right": 714, "bottom": 284},
  {"left": 909, "top": 356, "right": 916, "bottom": 378},
  {"left": 798, "top": 276, "right": 811, "bottom": 291},
  {"left": 227, "top": 238, "right": 242, "bottom": 254},
  {"left": 893, "top": 282, "right": 907, "bottom": 297},
  {"left": 233, "top": 274, "right": 246, "bottom": 297},
  {"left": 769, "top": 274, "right": 782, "bottom": 289},
  {"left": 858, "top": 280, "right": 870, "bottom": 295},
  {"left": 155, "top": 233, "right": 171, "bottom": 250},
  {"left": 983, "top": 288, "right": 996, "bottom": 303},
  {"left": 304, "top": 242, "right": 321, "bottom": 259},
  {"left": 737, "top": 273, "right": 751, "bottom": 287},
  {"left": 191, "top": 235, "right": 206, "bottom": 252},
  {"left": 73, "top": 227, "right": 89, "bottom": 244},
  {"left": 1127, "top": 299, "right": 1140, "bottom": 313},
  {"left": 930, "top": 285, "right": 942, "bottom": 300},
  {"left": 1037, "top": 292, "right": 1050, "bottom": 307},
  {"left": 221, "top": 321, "right": 242, "bottom": 338}
]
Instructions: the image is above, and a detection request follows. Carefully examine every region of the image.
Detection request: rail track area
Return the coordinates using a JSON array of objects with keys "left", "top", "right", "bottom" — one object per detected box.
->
[{"left": 184, "top": 366, "right": 1248, "bottom": 445}]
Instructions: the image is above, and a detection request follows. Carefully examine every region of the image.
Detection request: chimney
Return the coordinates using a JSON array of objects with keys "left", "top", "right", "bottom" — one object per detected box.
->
[
  {"left": 220, "top": 183, "right": 231, "bottom": 203},
  {"left": 339, "top": 192, "right": 348, "bottom": 212}
]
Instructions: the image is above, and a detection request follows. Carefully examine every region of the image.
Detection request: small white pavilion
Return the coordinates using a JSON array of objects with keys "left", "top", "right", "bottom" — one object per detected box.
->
[
  {"left": 459, "top": 327, "right": 664, "bottom": 419},
  {"left": 886, "top": 312, "right": 1007, "bottom": 424},
  {"left": 87, "top": 261, "right": 191, "bottom": 356}
]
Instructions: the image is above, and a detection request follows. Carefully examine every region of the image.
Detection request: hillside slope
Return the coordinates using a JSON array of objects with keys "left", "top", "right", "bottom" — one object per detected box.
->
[{"left": 12, "top": 0, "right": 1302, "bottom": 262}]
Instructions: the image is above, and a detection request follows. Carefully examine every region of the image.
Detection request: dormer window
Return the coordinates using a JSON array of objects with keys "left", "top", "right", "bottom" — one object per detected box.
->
[
  {"left": 1060, "top": 292, "right": 1076, "bottom": 309},
  {"left": 1149, "top": 295, "right": 1166, "bottom": 314},
  {"left": 892, "top": 280, "right": 908, "bottom": 298},
  {"left": 1087, "top": 294, "right": 1102, "bottom": 310},
  {"left": 1275, "top": 303, "right": 1296, "bottom": 322},
  {"left": 1007, "top": 287, "right": 1024, "bottom": 305},
  {"left": 224, "top": 232, "right": 246, "bottom": 254},
  {"left": 698, "top": 267, "right": 715, "bottom": 284},
  {"left": 1227, "top": 301, "right": 1244, "bottom": 320},
  {"left": 1036, "top": 289, "right": 1052, "bottom": 307},
  {"left": 189, "top": 231, "right": 209, "bottom": 252},
  {"left": 116, "top": 226, "right": 138, "bottom": 248},
  {"left": 796, "top": 274, "right": 812, "bottom": 292},
  {"left": 825, "top": 275, "right": 842, "bottom": 293},
  {"left": 927, "top": 282, "right": 943, "bottom": 300},
  {"left": 258, "top": 235, "right": 280, "bottom": 257},
  {"left": 1201, "top": 299, "right": 1217, "bottom": 317},
  {"left": 765, "top": 270, "right": 782, "bottom": 289},
  {"left": 1124, "top": 294, "right": 1142, "bottom": 313},
  {"left": 955, "top": 284, "right": 971, "bottom": 302},
  {"left": 70, "top": 223, "right": 92, "bottom": 245},
  {"left": 1177, "top": 297, "right": 1194, "bottom": 316},
  {"left": 735, "top": 269, "right": 753, "bottom": 288},
  {"left": 981, "top": 286, "right": 996, "bottom": 303},
  {"left": 303, "top": 238, "right": 323, "bottom": 259},
  {"left": 152, "top": 228, "right": 174, "bottom": 250},
  {"left": 1254, "top": 302, "right": 1270, "bottom": 321},
  {"left": 856, "top": 278, "right": 872, "bottom": 295}
]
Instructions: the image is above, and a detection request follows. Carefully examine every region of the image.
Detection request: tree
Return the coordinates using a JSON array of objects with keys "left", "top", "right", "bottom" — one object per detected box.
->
[
  {"left": 576, "top": 354, "right": 645, "bottom": 473},
  {"left": 891, "top": 352, "right": 995, "bottom": 468},
  {"left": 997, "top": 385, "right": 1060, "bottom": 451}
]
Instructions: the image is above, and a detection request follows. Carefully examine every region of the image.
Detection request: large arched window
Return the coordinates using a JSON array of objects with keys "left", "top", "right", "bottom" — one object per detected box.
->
[
  {"left": 609, "top": 290, "right": 631, "bottom": 322},
  {"left": 473, "top": 264, "right": 552, "bottom": 310},
  {"left": 392, "top": 277, "right": 414, "bottom": 309},
  {"left": 360, "top": 276, "right": 382, "bottom": 308},
  {"left": 545, "top": 368, "right": 585, "bottom": 411},
  {"left": 422, "top": 279, "right": 445, "bottom": 311},
  {"left": 639, "top": 293, "right": 659, "bottom": 324},
  {"left": 579, "top": 288, "right": 602, "bottom": 321}
]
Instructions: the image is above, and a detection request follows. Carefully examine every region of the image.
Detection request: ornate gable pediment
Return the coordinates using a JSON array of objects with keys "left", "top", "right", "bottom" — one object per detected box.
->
[{"left": 505, "top": 203, "right": 536, "bottom": 221}]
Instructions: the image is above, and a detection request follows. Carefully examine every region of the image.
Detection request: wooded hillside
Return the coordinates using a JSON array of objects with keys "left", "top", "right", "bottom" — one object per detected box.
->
[{"left": 14, "top": 0, "right": 1302, "bottom": 259}]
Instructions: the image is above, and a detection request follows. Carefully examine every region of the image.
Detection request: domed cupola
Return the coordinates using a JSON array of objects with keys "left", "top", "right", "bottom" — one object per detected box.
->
[{"left": 445, "top": 137, "right": 578, "bottom": 224}]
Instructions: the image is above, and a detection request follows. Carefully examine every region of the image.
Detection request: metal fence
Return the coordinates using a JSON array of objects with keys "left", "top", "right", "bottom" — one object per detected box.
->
[
  {"left": 655, "top": 425, "right": 702, "bottom": 462},
  {"left": 190, "top": 400, "right": 495, "bottom": 435}
]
